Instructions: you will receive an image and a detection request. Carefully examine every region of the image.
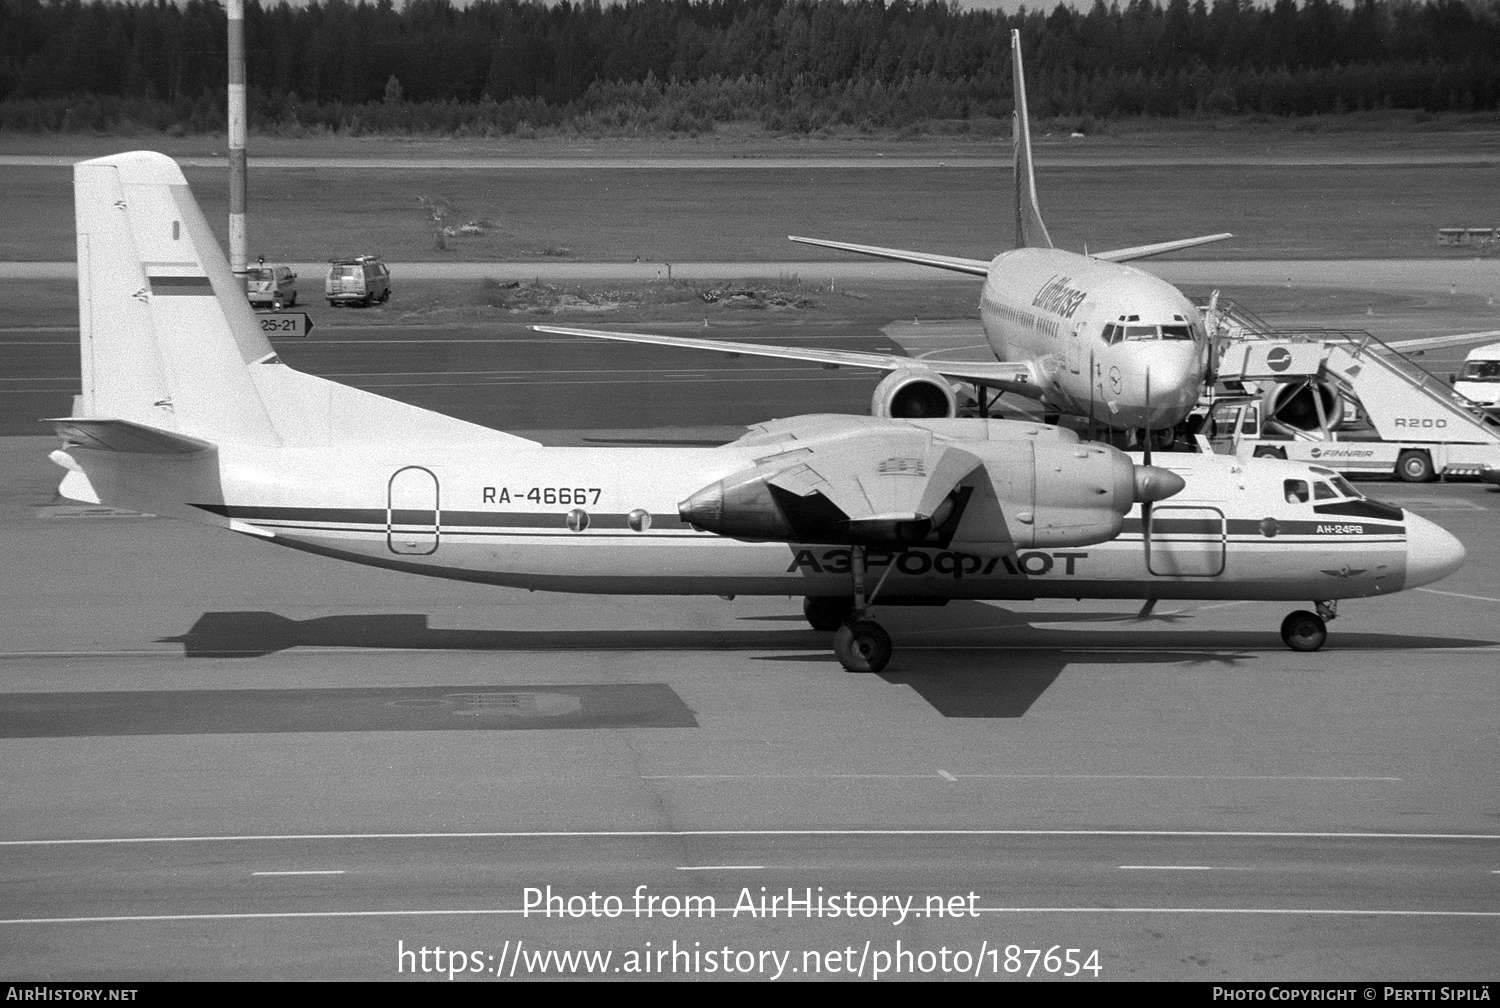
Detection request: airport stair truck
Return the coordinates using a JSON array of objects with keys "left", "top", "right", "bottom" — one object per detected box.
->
[{"left": 1206, "top": 328, "right": 1500, "bottom": 483}]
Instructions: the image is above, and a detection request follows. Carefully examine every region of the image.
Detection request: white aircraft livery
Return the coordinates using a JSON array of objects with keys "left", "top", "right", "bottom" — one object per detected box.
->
[
  {"left": 51, "top": 151, "right": 1464, "bottom": 673},
  {"left": 536, "top": 29, "right": 1232, "bottom": 437}
]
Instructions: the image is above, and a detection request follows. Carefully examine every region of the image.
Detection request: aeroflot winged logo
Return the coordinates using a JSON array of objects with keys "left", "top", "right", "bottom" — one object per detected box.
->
[{"left": 1032, "top": 275, "right": 1087, "bottom": 319}]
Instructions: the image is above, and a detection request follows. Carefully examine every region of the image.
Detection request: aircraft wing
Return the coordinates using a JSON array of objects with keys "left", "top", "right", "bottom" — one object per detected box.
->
[
  {"left": 787, "top": 235, "right": 991, "bottom": 277},
  {"left": 530, "top": 325, "right": 1044, "bottom": 396},
  {"left": 1092, "top": 233, "right": 1233, "bottom": 262},
  {"left": 1374, "top": 329, "right": 1500, "bottom": 354}
]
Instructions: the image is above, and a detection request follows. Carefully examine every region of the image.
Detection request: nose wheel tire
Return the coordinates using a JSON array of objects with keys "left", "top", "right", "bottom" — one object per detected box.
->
[
  {"left": 1280, "top": 610, "right": 1327, "bottom": 652},
  {"left": 804, "top": 596, "right": 856, "bottom": 632},
  {"left": 834, "top": 620, "right": 892, "bottom": 673}
]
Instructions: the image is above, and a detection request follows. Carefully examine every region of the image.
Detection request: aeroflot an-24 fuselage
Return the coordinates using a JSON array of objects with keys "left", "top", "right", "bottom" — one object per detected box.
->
[{"left": 79, "top": 435, "right": 1457, "bottom": 606}]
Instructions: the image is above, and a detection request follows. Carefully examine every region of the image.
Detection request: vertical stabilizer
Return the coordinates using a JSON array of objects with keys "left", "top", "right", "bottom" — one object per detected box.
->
[
  {"left": 74, "top": 151, "right": 280, "bottom": 446},
  {"left": 1010, "top": 30, "right": 1053, "bottom": 251}
]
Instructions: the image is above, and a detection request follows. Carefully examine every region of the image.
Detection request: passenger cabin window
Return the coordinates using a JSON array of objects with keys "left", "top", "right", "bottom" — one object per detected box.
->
[
  {"left": 1284, "top": 480, "right": 1310, "bottom": 504},
  {"left": 1312, "top": 481, "right": 1338, "bottom": 500}
]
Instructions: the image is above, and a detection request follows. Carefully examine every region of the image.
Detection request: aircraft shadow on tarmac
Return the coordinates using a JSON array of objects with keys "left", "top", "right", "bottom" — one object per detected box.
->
[{"left": 159, "top": 605, "right": 1492, "bottom": 721}]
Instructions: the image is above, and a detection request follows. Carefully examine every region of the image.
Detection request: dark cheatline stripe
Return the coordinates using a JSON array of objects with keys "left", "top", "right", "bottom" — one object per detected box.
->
[
  {"left": 1122, "top": 517, "right": 1403, "bottom": 537},
  {"left": 149, "top": 275, "right": 214, "bottom": 296},
  {"left": 192, "top": 503, "right": 691, "bottom": 530}
]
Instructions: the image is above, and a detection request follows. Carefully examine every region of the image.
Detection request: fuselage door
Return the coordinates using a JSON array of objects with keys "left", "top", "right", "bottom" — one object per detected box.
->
[
  {"left": 1145, "top": 504, "right": 1226, "bottom": 577},
  {"left": 388, "top": 466, "right": 440, "bottom": 555}
]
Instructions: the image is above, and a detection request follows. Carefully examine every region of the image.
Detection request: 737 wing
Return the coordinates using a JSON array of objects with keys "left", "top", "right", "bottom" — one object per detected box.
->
[
  {"left": 787, "top": 235, "right": 991, "bottom": 276},
  {"left": 530, "top": 324, "right": 1043, "bottom": 397},
  {"left": 1375, "top": 329, "right": 1500, "bottom": 354},
  {"left": 1091, "top": 233, "right": 1233, "bottom": 262}
]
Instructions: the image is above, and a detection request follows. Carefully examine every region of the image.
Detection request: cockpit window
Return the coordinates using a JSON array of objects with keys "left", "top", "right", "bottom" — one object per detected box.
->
[
  {"left": 1124, "top": 325, "right": 1158, "bottom": 341},
  {"left": 1329, "top": 475, "right": 1360, "bottom": 498},
  {"left": 1102, "top": 323, "right": 1121, "bottom": 345},
  {"left": 1284, "top": 479, "right": 1310, "bottom": 504},
  {"left": 1159, "top": 324, "right": 1193, "bottom": 340},
  {"left": 1312, "top": 480, "right": 1338, "bottom": 500},
  {"left": 1460, "top": 360, "right": 1500, "bottom": 381}
]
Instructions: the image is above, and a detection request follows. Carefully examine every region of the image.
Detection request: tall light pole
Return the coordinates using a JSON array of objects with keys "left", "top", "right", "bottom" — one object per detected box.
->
[{"left": 227, "top": 0, "right": 248, "bottom": 285}]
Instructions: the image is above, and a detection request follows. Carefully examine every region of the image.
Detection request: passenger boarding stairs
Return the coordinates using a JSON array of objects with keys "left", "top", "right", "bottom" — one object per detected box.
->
[{"left": 1201, "top": 297, "right": 1500, "bottom": 445}]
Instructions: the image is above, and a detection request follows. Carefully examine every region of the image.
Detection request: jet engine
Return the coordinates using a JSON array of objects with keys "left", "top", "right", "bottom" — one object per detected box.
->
[
  {"left": 1262, "top": 380, "right": 1344, "bottom": 435},
  {"left": 871, "top": 368, "right": 959, "bottom": 419}
]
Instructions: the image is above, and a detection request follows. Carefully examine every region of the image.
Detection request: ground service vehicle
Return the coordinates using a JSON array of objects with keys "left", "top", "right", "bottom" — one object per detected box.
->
[
  {"left": 1452, "top": 341, "right": 1500, "bottom": 417},
  {"left": 245, "top": 265, "right": 296, "bottom": 309},
  {"left": 1206, "top": 331, "right": 1500, "bottom": 483},
  {"left": 326, "top": 256, "right": 390, "bottom": 307}
]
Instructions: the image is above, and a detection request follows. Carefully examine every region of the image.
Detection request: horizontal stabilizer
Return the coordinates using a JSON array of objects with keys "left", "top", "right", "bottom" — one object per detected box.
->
[
  {"left": 49, "top": 417, "right": 215, "bottom": 455},
  {"left": 1093, "top": 233, "right": 1233, "bottom": 263},
  {"left": 531, "top": 325, "right": 1043, "bottom": 397},
  {"left": 788, "top": 235, "right": 991, "bottom": 277}
]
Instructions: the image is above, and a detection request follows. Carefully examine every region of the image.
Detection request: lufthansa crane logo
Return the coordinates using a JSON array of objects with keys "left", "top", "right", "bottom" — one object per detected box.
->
[{"left": 1266, "top": 347, "right": 1292, "bottom": 372}]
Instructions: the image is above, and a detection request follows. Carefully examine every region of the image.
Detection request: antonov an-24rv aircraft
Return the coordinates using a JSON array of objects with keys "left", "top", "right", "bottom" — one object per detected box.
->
[
  {"left": 538, "top": 29, "right": 1229, "bottom": 439},
  {"left": 50, "top": 152, "right": 1465, "bottom": 673}
]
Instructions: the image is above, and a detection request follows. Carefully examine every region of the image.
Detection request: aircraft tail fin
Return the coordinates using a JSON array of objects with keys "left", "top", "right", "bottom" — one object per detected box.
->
[
  {"left": 1010, "top": 29, "right": 1053, "bottom": 251},
  {"left": 74, "top": 151, "right": 280, "bottom": 447}
]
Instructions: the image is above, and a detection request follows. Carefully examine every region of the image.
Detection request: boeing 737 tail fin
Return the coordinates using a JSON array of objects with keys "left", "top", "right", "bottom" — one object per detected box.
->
[
  {"left": 1010, "top": 29, "right": 1053, "bottom": 251},
  {"left": 73, "top": 151, "right": 281, "bottom": 446}
]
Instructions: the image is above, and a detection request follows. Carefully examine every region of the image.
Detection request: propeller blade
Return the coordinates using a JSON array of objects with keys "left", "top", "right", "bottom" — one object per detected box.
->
[
  {"left": 1143, "top": 367, "right": 1153, "bottom": 467},
  {"left": 1141, "top": 367, "right": 1154, "bottom": 566},
  {"left": 1088, "top": 348, "right": 1096, "bottom": 442}
]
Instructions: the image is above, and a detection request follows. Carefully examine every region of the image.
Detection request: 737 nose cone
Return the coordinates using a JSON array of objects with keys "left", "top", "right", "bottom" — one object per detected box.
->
[
  {"left": 1403, "top": 513, "right": 1466, "bottom": 589},
  {"left": 1133, "top": 465, "right": 1186, "bottom": 503}
]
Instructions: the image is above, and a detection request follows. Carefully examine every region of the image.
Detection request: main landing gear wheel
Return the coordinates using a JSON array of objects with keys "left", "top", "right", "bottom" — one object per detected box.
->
[
  {"left": 1280, "top": 610, "right": 1327, "bottom": 652},
  {"left": 804, "top": 596, "right": 855, "bottom": 632},
  {"left": 834, "top": 620, "right": 892, "bottom": 673}
]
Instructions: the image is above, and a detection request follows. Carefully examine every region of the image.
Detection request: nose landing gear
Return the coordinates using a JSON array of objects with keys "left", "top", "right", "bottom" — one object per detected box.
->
[{"left": 1280, "top": 600, "right": 1337, "bottom": 652}]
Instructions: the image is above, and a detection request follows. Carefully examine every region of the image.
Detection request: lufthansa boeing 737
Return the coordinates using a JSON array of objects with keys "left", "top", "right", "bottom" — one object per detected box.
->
[{"left": 537, "top": 29, "right": 1232, "bottom": 439}]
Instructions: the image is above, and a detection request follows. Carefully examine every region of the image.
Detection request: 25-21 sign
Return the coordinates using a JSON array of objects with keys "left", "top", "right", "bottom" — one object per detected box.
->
[{"left": 256, "top": 312, "right": 314, "bottom": 338}]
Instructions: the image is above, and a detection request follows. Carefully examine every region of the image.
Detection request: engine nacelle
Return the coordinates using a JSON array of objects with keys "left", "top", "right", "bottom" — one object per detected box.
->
[
  {"left": 1263, "top": 380, "right": 1344, "bottom": 434},
  {"left": 947, "top": 439, "right": 1167, "bottom": 552},
  {"left": 679, "top": 435, "right": 1183, "bottom": 553},
  {"left": 871, "top": 368, "right": 958, "bottom": 419}
]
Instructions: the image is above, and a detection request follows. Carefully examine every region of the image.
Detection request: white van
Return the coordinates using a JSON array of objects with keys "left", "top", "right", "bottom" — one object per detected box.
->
[
  {"left": 1452, "top": 341, "right": 1500, "bottom": 416},
  {"left": 326, "top": 256, "right": 391, "bottom": 307}
]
